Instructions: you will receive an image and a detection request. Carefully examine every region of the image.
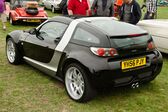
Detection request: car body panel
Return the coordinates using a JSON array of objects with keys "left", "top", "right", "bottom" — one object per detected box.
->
[{"left": 138, "top": 19, "right": 168, "bottom": 53}]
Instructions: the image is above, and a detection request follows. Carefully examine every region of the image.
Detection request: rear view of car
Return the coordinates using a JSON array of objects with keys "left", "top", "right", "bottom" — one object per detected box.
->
[
  {"left": 87, "top": 19, "right": 163, "bottom": 87},
  {"left": 63, "top": 18, "right": 163, "bottom": 102},
  {"left": 9, "top": 0, "right": 48, "bottom": 25}
]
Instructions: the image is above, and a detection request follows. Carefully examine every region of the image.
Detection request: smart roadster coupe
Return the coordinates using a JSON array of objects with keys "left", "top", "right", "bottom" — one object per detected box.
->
[
  {"left": 6, "top": 16, "right": 163, "bottom": 102},
  {"left": 9, "top": 0, "right": 48, "bottom": 25}
]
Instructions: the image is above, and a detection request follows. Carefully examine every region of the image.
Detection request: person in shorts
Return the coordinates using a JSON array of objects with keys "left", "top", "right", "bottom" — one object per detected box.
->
[{"left": 0, "top": 0, "right": 7, "bottom": 30}]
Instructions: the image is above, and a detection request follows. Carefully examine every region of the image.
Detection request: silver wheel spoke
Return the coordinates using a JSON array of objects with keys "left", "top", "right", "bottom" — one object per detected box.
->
[
  {"left": 65, "top": 66, "right": 85, "bottom": 100},
  {"left": 7, "top": 40, "right": 15, "bottom": 63},
  {"left": 73, "top": 69, "right": 78, "bottom": 79},
  {"left": 78, "top": 86, "right": 83, "bottom": 95}
]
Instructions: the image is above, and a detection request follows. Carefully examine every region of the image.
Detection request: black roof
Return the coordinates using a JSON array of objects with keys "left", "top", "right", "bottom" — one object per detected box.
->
[
  {"left": 49, "top": 16, "right": 94, "bottom": 24},
  {"left": 49, "top": 16, "right": 73, "bottom": 24}
]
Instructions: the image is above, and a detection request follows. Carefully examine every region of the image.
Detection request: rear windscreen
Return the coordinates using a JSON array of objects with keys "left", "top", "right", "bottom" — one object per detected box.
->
[{"left": 110, "top": 35, "right": 152, "bottom": 49}]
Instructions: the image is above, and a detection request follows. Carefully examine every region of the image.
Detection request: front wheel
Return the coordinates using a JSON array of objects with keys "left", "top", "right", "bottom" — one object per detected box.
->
[
  {"left": 64, "top": 63, "right": 96, "bottom": 102},
  {"left": 6, "top": 38, "right": 22, "bottom": 65}
]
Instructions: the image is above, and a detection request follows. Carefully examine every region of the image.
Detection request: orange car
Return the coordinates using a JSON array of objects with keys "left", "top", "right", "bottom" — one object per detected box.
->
[{"left": 9, "top": 0, "right": 48, "bottom": 25}]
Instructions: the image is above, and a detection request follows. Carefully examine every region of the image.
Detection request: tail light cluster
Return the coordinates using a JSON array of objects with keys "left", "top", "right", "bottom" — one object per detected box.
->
[
  {"left": 90, "top": 47, "right": 118, "bottom": 57},
  {"left": 147, "top": 41, "right": 156, "bottom": 51}
]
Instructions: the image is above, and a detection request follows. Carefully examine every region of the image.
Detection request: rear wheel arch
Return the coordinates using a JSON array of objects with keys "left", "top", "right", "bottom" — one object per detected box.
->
[
  {"left": 63, "top": 59, "right": 96, "bottom": 102},
  {"left": 61, "top": 58, "right": 92, "bottom": 79}
]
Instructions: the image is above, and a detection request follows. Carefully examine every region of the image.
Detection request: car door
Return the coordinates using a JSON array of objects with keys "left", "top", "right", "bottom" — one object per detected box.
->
[{"left": 23, "top": 21, "right": 68, "bottom": 63}]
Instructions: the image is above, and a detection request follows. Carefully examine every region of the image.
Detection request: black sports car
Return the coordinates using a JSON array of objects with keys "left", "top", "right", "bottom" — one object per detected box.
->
[{"left": 6, "top": 16, "right": 163, "bottom": 102}]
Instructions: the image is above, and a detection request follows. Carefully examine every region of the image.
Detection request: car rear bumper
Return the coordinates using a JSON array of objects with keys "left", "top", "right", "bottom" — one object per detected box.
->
[
  {"left": 14, "top": 17, "right": 48, "bottom": 23},
  {"left": 15, "top": 17, "right": 48, "bottom": 21},
  {"left": 15, "top": 17, "right": 48, "bottom": 20},
  {"left": 90, "top": 50, "right": 163, "bottom": 87}
]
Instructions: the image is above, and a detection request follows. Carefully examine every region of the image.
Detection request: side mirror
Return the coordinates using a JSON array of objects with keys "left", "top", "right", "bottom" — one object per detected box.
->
[{"left": 29, "top": 28, "right": 38, "bottom": 35}]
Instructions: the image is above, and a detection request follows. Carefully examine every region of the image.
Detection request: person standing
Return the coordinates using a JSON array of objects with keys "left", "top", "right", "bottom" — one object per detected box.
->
[
  {"left": 0, "top": 0, "right": 7, "bottom": 30},
  {"left": 67, "top": 0, "right": 89, "bottom": 16},
  {"left": 91, "top": 0, "right": 114, "bottom": 17},
  {"left": 141, "top": 0, "right": 157, "bottom": 19},
  {"left": 119, "top": 0, "right": 141, "bottom": 25},
  {"left": 114, "top": 0, "right": 123, "bottom": 17},
  {"left": 59, "top": 0, "right": 68, "bottom": 16}
]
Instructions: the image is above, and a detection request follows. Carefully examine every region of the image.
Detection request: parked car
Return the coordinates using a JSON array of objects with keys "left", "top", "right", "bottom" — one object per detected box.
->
[
  {"left": 6, "top": 16, "right": 163, "bottom": 102},
  {"left": 9, "top": 0, "right": 48, "bottom": 25},
  {"left": 138, "top": 19, "right": 168, "bottom": 54},
  {"left": 43, "top": 0, "right": 62, "bottom": 13}
]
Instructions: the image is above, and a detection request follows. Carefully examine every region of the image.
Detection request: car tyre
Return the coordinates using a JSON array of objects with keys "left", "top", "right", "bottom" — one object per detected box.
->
[
  {"left": 9, "top": 16, "right": 17, "bottom": 25},
  {"left": 64, "top": 63, "right": 96, "bottom": 102},
  {"left": 6, "top": 38, "right": 22, "bottom": 65}
]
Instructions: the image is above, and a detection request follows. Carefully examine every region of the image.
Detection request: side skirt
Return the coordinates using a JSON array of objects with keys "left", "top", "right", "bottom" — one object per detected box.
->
[{"left": 23, "top": 56, "right": 63, "bottom": 82}]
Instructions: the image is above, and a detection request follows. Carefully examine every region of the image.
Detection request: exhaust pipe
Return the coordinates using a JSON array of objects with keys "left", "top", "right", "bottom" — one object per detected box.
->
[{"left": 131, "top": 82, "right": 139, "bottom": 89}]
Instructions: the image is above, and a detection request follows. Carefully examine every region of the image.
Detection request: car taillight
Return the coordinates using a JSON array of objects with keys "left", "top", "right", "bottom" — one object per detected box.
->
[
  {"left": 90, "top": 47, "right": 118, "bottom": 57},
  {"left": 147, "top": 41, "right": 156, "bottom": 50}
]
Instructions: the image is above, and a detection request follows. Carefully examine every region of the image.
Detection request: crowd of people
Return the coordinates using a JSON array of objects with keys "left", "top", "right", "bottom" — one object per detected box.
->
[
  {"left": 59, "top": 0, "right": 158, "bottom": 25},
  {"left": 0, "top": 0, "right": 158, "bottom": 30}
]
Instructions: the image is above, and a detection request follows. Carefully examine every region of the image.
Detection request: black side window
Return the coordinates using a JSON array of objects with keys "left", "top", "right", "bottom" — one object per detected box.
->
[{"left": 39, "top": 22, "right": 68, "bottom": 39}]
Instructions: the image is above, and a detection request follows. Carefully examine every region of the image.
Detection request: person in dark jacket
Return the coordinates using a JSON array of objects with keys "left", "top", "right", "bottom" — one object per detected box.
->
[
  {"left": 91, "top": 0, "right": 114, "bottom": 17},
  {"left": 119, "top": 0, "right": 141, "bottom": 25},
  {"left": 59, "top": 0, "right": 68, "bottom": 15}
]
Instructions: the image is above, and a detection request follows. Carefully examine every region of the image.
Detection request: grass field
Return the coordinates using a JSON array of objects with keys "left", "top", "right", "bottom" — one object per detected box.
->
[{"left": 0, "top": 4, "right": 168, "bottom": 112}]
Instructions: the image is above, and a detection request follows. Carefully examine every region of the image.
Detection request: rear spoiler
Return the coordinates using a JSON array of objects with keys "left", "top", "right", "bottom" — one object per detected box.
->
[{"left": 110, "top": 33, "right": 148, "bottom": 38}]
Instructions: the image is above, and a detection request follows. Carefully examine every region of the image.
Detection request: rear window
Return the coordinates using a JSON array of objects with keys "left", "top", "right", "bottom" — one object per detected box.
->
[
  {"left": 91, "top": 20, "right": 116, "bottom": 35},
  {"left": 90, "top": 19, "right": 145, "bottom": 36},
  {"left": 110, "top": 35, "right": 152, "bottom": 48}
]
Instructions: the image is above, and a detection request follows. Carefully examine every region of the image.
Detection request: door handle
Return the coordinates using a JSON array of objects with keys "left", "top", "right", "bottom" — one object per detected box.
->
[{"left": 54, "top": 37, "right": 61, "bottom": 43}]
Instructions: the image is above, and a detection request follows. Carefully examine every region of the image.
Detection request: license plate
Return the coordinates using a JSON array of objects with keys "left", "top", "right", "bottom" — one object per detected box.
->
[
  {"left": 27, "top": 19, "right": 40, "bottom": 22},
  {"left": 121, "top": 57, "right": 146, "bottom": 70}
]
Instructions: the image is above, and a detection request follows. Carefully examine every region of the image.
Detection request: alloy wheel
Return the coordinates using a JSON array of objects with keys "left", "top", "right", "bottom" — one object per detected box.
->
[
  {"left": 65, "top": 67, "right": 85, "bottom": 100},
  {"left": 7, "top": 39, "right": 16, "bottom": 63}
]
